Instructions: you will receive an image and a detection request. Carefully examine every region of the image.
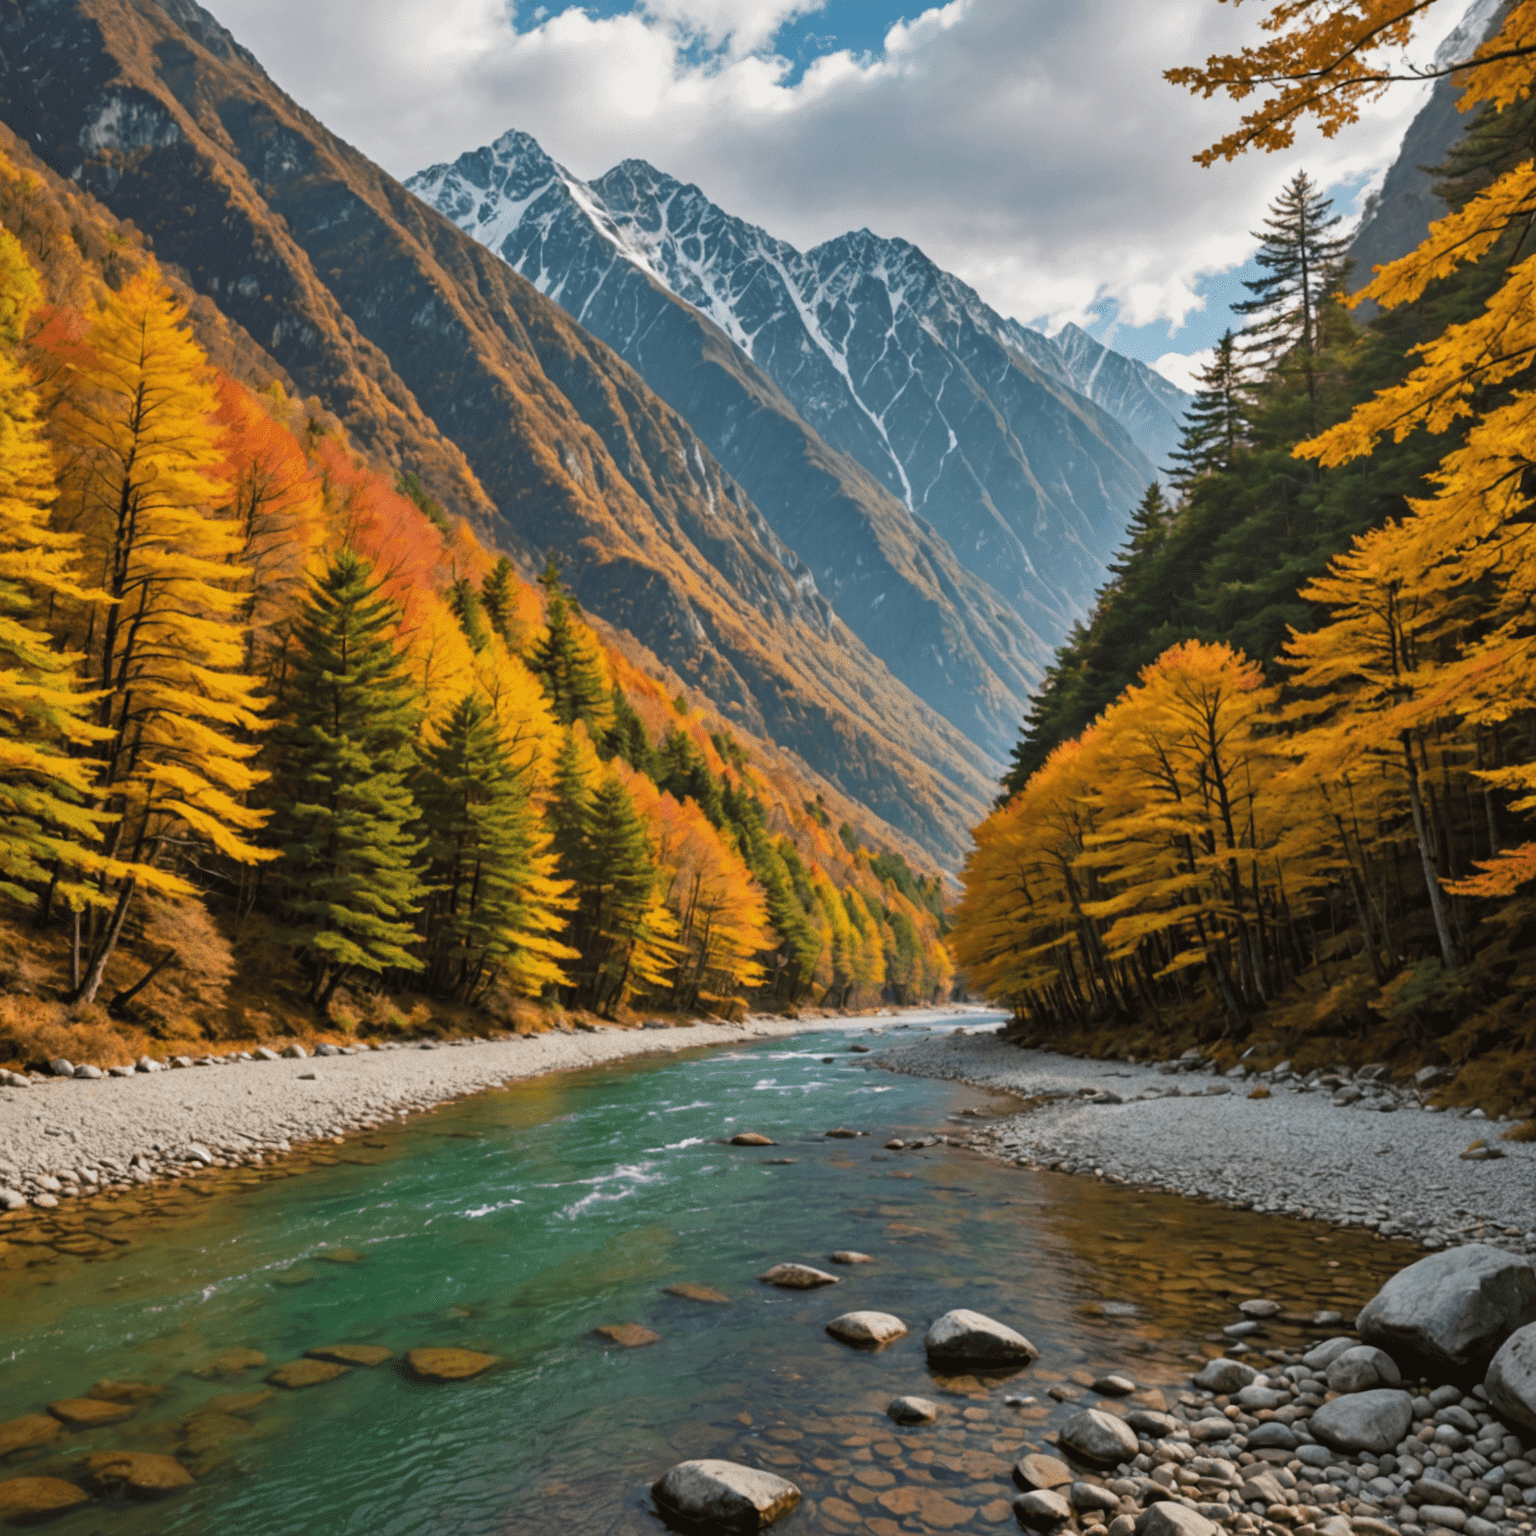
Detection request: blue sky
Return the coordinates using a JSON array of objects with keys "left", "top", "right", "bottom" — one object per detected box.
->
[{"left": 206, "top": 0, "right": 1454, "bottom": 387}]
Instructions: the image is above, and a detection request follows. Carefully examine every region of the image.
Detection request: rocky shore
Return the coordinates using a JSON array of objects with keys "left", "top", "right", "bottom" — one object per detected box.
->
[
  {"left": 0, "top": 1012, "right": 986, "bottom": 1209},
  {"left": 655, "top": 1246, "right": 1536, "bottom": 1536},
  {"left": 875, "top": 1031, "right": 1536, "bottom": 1257}
]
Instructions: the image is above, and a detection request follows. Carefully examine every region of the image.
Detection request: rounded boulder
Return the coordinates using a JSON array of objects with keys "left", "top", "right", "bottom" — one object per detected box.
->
[
  {"left": 1326, "top": 1344, "right": 1401, "bottom": 1394},
  {"left": 1057, "top": 1408, "right": 1138, "bottom": 1467},
  {"left": 825, "top": 1311, "right": 908, "bottom": 1347},
  {"left": 652, "top": 1459, "right": 801, "bottom": 1530},
  {"left": 0, "top": 1478, "right": 90, "bottom": 1522},
  {"left": 1486, "top": 1321, "right": 1536, "bottom": 1434},
  {"left": 1309, "top": 1388, "right": 1414, "bottom": 1455},
  {"left": 758, "top": 1263, "right": 839, "bottom": 1290},
  {"left": 923, "top": 1308, "right": 1039, "bottom": 1366},
  {"left": 1014, "top": 1489, "right": 1072, "bottom": 1530}
]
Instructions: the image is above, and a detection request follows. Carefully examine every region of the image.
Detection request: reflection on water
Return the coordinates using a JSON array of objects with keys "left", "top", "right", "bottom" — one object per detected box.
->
[{"left": 0, "top": 1027, "right": 1414, "bottom": 1535}]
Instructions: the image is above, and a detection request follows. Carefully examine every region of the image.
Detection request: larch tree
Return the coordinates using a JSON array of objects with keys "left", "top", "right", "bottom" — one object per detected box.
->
[
  {"left": 266, "top": 549, "right": 424, "bottom": 1012},
  {"left": 0, "top": 230, "right": 123, "bottom": 924},
  {"left": 44, "top": 263, "right": 273, "bottom": 1005}
]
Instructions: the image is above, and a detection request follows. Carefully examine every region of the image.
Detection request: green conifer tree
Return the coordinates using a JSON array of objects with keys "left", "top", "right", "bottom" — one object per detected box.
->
[
  {"left": 577, "top": 772, "right": 658, "bottom": 1011},
  {"left": 527, "top": 559, "right": 608, "bottom": 728},
  {"left": 602, "top": 685, "right": 655, "bottom": 775},
  {"left": 480, "top": 556, "right": 517, "bottom": 645},
  {"left": 448, "top": 576, "right": 489, "bottom": 653},
  {"left": 1166, "top": 332, "right": 1250, "bottom": 492},
  {"left": 268, "top": 550, "right": 424, "bottom": 1011},
  {"left": 417, "top": 692, "right": 548, "bottom": 1001}
]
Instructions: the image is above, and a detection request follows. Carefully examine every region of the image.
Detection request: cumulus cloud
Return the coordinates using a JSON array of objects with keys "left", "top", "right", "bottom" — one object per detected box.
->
[
  {"left": 1152, "top": 348, "right": 1214, "bottom": 394},
  {"left": 202, "top": 0, "right": 1466, "bottom": 333}
]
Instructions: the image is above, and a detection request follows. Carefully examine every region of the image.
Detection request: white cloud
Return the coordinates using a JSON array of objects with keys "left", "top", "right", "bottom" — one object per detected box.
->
[
  {"left": 202, "top": 0, "right": 1470, "bottom": 334},
  {"left": 1152, "top": 349, "right": 1214, "bottom": 394}
]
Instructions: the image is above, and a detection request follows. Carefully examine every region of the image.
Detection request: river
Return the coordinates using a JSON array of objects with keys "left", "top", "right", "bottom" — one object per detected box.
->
[{"left": 0, "top": 1020, "right": 1413, "bottom": 1534}]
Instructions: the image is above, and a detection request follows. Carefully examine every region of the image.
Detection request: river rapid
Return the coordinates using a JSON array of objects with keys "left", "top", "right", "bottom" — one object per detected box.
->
[{"left": 0, "top": 1019, "right": 1416, "bottom": 1534}]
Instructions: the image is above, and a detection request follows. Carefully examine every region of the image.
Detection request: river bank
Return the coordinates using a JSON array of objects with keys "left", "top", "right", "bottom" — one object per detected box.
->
[
  {"left": 0, "top": 1007, "right": 988, "bottom": 1208},
  {"left": 877, "top": 1032, "right": 1536, "bottom": 1259}
]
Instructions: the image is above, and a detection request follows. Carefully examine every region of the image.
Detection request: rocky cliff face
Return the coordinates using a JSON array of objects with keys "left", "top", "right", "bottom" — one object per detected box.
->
[
  {"left": 0, "top": 0, "right": 998, "bottom": 863},
  {"left": 410, "top": 134, "right": 1185, "bottom": 652}
]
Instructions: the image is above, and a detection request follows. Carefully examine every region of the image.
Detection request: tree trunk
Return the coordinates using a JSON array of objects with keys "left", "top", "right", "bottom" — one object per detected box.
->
[
  {"left": 1403, "top": 734, "right": 1460, "bottom": 968},
  {"left": 109, "top": 948, "right": 179, "bottom": 1016},
  {"left": 74, "top": 877, "right": 137, "bottom": 1007}
]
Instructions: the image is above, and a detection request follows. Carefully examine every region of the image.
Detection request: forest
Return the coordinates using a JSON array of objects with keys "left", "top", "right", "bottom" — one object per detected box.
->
[
  {"left": 954, "top": 7, "right": 1536, "bottom": 1105},
  {"left": 0, "top": 145, "right": 951, "bottom": 1060}
]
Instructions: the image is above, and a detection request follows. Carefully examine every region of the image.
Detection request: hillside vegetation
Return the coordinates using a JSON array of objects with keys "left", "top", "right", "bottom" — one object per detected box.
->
[
  {"left": 0, "top": 146, "right": 951, "bottom": 1072},
  {"left": 954, "top": 35, "right": 1536, "bottom": 1117}
]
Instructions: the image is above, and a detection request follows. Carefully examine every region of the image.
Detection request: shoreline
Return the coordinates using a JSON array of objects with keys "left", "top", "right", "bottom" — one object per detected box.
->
[
  {"left": 0, "top": 1007, "right": 990, "bottom": 1208},
  {"left": 877, "top": 1031, "right": 1536, "bottom": 1259}
]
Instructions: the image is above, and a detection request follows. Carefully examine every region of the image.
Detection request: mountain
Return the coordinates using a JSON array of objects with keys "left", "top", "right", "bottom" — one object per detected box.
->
[
  {"left": 403, "top": 136, "right": 1050, "bottom": 763},
  {"left": 409, "top": 134, "right": 1182, "bottom": 653},
  {"left": 0, "top": 0, "right": 1004, "bottom": 864}
]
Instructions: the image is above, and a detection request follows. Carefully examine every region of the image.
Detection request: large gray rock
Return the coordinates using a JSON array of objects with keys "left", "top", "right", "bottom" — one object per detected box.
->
[
  {"left": 1326, "top": 1344, "right": 1401, "bottom": 1394},
  {"left": 1058, "top": 1408, "right": 1138, "bottom": 1467},
  {"left": 1192, "top": 1358, "right": 1255, "bottom": 1393},
  {"left": 1486, "top": 1322, "right": 1536, "bottom": 1433},
  {"left": 1135, "top": 1505, "right": 1220, "bottom": 1536},
  {"left": 1357, "top": 1244, "right": 1536, "bottom": 1369},
  {"left": 923, "top": 1308, "right": 1038, "bottom": 1366},
  {"left": 1309, "top": 1389, "right": 1414, "bottom": 1454},
  {"left": 1125, "top": 1410, "right": 1177, "bottom": 1439},
  {"left": 652, "top": 1460, "right": 801, "bottom": 1529},
  {"left": 1303, "top": 1336, "right": 1360, "bottom": 1370}
]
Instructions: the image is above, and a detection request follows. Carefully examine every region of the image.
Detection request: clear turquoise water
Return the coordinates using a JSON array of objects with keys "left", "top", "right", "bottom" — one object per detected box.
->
[{"left": 0, "top": 1023, "right": 1405, "bottom": 1535}]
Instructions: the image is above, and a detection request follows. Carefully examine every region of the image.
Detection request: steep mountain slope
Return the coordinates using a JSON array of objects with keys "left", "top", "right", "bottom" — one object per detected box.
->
[
  {"left": 410, "top": 135, "right": 1171, "bottom": 643},
  {"left": 0, "top": 0, "right": 997, "bottom": 864},
  {"left": 406, "top": 131, "right": 1047, "bottom": 759}
]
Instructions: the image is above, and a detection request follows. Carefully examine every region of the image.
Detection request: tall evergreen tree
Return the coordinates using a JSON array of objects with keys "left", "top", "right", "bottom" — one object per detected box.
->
[
  {"left": 417, "top": 692, "right": 568, "bottom": 1001},
  {"left": 1166, "top": 331, "right": 1251, "bottom": 492},
  {"left": 526, "top": 558, "right": 608, "bottom": 728},
  {"left": 267, "top": 550, "right": 424, "bottom": 1011},
  {"left": 447, "top": 576, "right": 489, "bottom": 654},
  {"left": 480, "top": 556, "right": 517, "bottom": 645},
  {"left": 602, "top": 684, "right": 656, "bottom": 776},
  {"left": 1233, "top": 171, "right": 1350, "bottom": 420}
]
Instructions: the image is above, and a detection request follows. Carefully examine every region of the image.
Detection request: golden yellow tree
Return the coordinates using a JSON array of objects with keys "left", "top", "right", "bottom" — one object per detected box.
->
[{"left": 45, "top": 264, "right": 274, "bottom": 1004}]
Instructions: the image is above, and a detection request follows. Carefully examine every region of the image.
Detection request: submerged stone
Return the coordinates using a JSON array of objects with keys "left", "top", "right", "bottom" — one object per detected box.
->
[
  {"left": 46, "top": 1398, "right": 133, "bottom": 1428},
  {"left": 652, "top": 1459, "right": 801, "bottom": 1529},
  {"left": 0, "top": 1477, "right": 90, "bottom": 1522},
  {"left": 758, "top": 1263, "right": 839, "bottom": 1289},
  {"left": 592, "top": 1324, "right": 661, "bottom": 1348},
  {"left": 304, "top": 1345, "right": 393, "bottom": 1367},
  {"left": 0, "top": 1417, "right": 61, "bottom": 1458},
  {"left": 266, "top": 1359, "right": 350, "bottom": 1389},
  {"left": 404, "top": 1348, "right": 497, "bottom": 1381},
  {"left": 86, "top": 1380, "right": 163, "bottom": 1405},
  {"left": 86, "top": 1451, "right": 194, "bottom": 1494},
  {"left": 192, "top": 1349, "right": 267, "bottom": 1379},
  {"left": 663, "top": 1282, "right": 731, "bottom": 1304}
]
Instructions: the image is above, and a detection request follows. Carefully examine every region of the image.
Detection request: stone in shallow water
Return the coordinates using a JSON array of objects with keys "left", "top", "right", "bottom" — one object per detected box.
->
[
  {"left": 886, "top": 1395, "right": 940, "bottom": 1425},
  {"left": 266, "top": 1359, "right": 349, "bottom": 1389},
  {"left": 729, "top": 1133, "right": 777, "bottom": 1146},
  {"left": 179, "top": 1413, "right": 255, "bottom": 1461},
  {"left": 315, "top": 1247, "right": 364, "bottom": 1264},
  {"left": 758, "top": 1263, "right": 839, "bottom": 1290},
  {"left": 47, "top": 1397, "right": 133, "bottom": 1428},
  {"left": 194, "top": 1390, "right": 273, "bottom": 1416},
  {"left": 0, "top": 1416, "right": 61, "bottom": 1457},
  {"left": 764, "top": 1158, "right": 796, "bottom": 1166},
  {"left": 829, "top": 1251, "right": 873, "bottom": 1265},
  {"left": 923, "top": 1308, "right": 1038, "bottom": 1366},
  {"left": 823, "top": 1128, "right": 861, "bottom": 1139},
  {"left": 824, "top": 1311, "right": 907, "bottom": 1347},
  {"left": 1059, "top": 1408, "right": 1139, "bottom": 1466},
  {"left": 404, "top": 1348, "right": 497, "bottom": 1381},
  {"left": 192, "top": 1348, "right": 267, "bottom": 1379},
  {"left": 1125, "top": 1410, "right": 1177, "bottom": 1439},
  {"left": 271, "top": 1266, "right": 316, "bottom": 1288},
  {"left": 652, "top": 1459, "right": 800, "bottom": 1529},
  {"left": 86, "top": 1451, "right": 194, "bottom": 1494},
  {"left": 1014, "top": 1453, "right": 1073, "bottom": 1490},
  {"left": 663, "top": 1282, "right": 730, "bottom": 1304},
  {"left": 1093, "top": 1373, "right": 1136, "bottom": 1396},
  {"left": 86, "top": 1380, "right": 163, "bottom": 1405},
  {"left": 1014, "top": 1489, "right": 1073, "bottom": 1529},
  {"left": 304, "top": 1344, "right": 393, "bottom": 1367},
  {"left": 592, "top": 1324, "right": 661, "bottom": 1349},
  {"left": 0, "top": 1477, "right": 90, "bottom": 1522},
  {"left": 1239, "top": 1298, "right": 1284, "bottom": 1317}
]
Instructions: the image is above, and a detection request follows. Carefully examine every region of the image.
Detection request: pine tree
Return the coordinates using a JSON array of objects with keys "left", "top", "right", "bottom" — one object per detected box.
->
[
  {"left": 480, "top": 556, "right": 518, "bottom": 646},
  {"left": 0, "top": 230, "right": 120, "bottom": 919},
  {"left": 1233, "top": 172, "right": 1350, "bottom": 417},
  {"left": 417, "top": 692, "right": 572, "bottom": 1001},
  {"left": 1166, "top": 332, "right": 1250, "bottom": 491},
  {"left": 448, "top": 575, "right": 489, "bottom": 653},
  {"left": 45, "top": 263, "right": 273, "bottom": 1005},
  {"left": 526, "top": 558, "right": 609, "bottom": 729},
  {"left": 602, "top": 685, "right": 655, "bottom": 775},
  {"left": 267, "top": 549, "right": 424, "bottom": 1011},
  {"left": 1104, "top": 482, "right": 1173, "bottom": 584}
]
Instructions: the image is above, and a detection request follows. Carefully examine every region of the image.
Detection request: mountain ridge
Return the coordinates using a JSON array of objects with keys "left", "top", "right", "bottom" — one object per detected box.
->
[{"left": 0, "top": 0, "right": 997, "bottom": 863}]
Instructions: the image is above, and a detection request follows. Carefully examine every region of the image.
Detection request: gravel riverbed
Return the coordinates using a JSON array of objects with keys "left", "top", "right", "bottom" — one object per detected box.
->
[
  {"left": 876, "top": 1030, "right": 1536, "bottom": 1257},
  {"left": 0, "top": 1009, "right": 980, "bottom": 1206}
]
